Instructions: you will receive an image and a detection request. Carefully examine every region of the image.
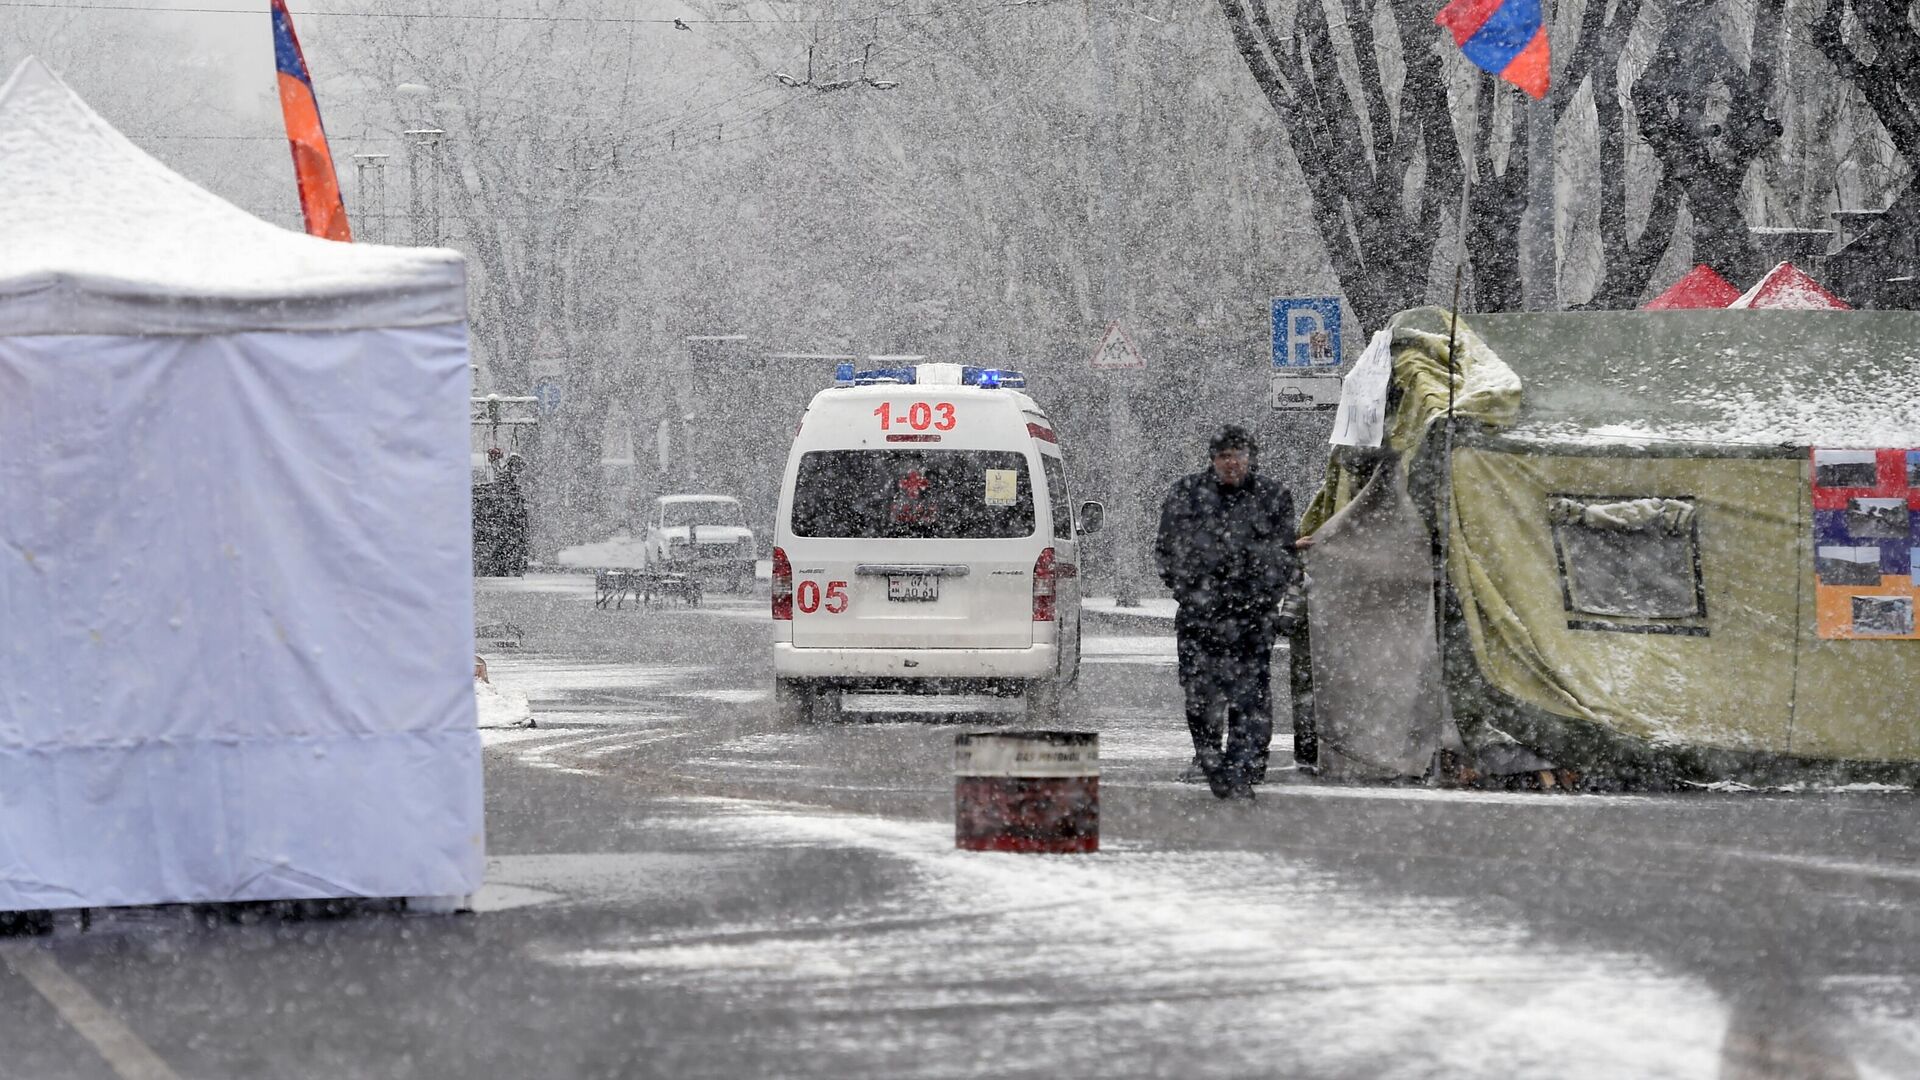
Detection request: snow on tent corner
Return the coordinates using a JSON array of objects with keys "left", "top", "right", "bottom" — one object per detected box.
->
[{"left": 0, "top": 57, "right": 465, "bottom": 334}]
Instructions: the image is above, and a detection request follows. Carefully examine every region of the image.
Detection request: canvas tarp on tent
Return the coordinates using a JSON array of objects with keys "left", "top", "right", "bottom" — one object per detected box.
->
[
  {"left": 0, "top": 58, "right": 481, "bottom": 911},
  {"left": 1304, "top": 456, "right": 1459, "bottom": 780},
  {"left": 1307, "top": 307, "right": 1920, "bottom": 780},
  {"left": 1300, "top": 308, "right": 1521, "bottom": 536}
]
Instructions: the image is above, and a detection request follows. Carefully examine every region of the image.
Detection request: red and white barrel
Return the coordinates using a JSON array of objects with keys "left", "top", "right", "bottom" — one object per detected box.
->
[{"left": 954, "top": 731, "right": 1098, "bottom": 853}]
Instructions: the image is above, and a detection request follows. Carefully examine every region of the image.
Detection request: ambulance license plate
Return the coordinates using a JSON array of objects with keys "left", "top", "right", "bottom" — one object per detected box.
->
[{"left": 888, "top": 574, "right": 939, "bottom": 602}]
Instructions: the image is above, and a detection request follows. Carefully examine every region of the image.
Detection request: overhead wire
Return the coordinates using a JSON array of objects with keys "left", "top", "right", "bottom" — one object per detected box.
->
[
  {"left": 68, "top": 1, "right": 1050, "bottom": 223},
  {"left": 0, "top": 0, "right": 1072, "bottom": 24},
  {"left": 55, "top": 0, "right": 979, "bottom": 155},
  {"left": 129, "top": 31, "right": 937, "bottom": 155},
  {"left": 131, "top": 81, "right": 823, "bottom": 156}
]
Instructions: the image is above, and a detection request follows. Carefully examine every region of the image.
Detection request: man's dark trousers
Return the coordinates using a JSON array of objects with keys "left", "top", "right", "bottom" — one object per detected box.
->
[{"left": 1176, "top": 607, "right": 1273, "bottom": 784}]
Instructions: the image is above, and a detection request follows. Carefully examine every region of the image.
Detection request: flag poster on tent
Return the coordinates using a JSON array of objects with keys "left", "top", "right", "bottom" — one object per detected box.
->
[{"left": 1811, "top": 448, "right": 1920, "bottom": 639}]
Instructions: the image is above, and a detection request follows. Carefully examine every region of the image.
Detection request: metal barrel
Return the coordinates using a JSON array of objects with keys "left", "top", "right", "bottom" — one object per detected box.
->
[{"left": 953, "top": 731, "right": 1098, "bottom": 853}]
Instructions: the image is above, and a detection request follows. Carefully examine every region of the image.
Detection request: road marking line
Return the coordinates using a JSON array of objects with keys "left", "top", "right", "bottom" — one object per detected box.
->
[
  {"left": 1722, "top": 849, "right": 1920, "bottom": 882},
  {"left": 3, "top": 948, "right": 182, "bottom": 1080}
]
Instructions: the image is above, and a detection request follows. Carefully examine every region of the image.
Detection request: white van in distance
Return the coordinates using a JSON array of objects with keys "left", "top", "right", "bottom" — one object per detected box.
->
[{"left": 770, "top": 362, "right": 1102, "bottom": 723}]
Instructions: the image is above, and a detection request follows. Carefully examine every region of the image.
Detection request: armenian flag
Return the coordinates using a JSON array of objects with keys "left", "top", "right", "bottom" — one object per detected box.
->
[
  {"left": 271, "top": 0, "right": 351, "bottom": 241},
  {"left": 1435, "top": 0, "right": 1550, "bottom": 100}
]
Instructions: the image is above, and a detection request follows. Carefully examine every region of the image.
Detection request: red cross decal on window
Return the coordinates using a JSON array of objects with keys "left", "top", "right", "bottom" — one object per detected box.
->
[{"left": 898, "top": 469, "right": 930, "bottom": 498}]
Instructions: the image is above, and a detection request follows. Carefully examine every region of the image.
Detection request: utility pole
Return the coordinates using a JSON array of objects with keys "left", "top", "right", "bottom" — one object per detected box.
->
[
  {"left": 1084, "top": 0, "right": 1144, "bottom": 606},
  {"left": 684, "top": 334, "right": 751, "bottom": 495},
  {"left": 352, "top": 152, "right": 388, "bottom": 244},
  {"left": 404, "top": 127, "right": 445, "bottom": 246},
  {"left": 1520, "top": 5, "right": 1558, "bottom": 312}
]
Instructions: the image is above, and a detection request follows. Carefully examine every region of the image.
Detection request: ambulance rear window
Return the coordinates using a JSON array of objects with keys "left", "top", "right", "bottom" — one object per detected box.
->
[{"left": 790, "top": 450, "right": 1034, "bottom": 539}]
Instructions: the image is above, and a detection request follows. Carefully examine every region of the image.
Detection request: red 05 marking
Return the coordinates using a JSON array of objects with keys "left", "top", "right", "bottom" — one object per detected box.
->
[
  {"left": 873, "top": 402, "right": 957, "bottom": 432},
  {"left": 795, "top": 580, "right": 849, "bottom": 614}
]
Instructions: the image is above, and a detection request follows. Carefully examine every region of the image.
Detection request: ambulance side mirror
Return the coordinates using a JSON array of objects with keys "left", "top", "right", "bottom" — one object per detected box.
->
[{"left": 1078, "top": 501, "right": 1104, "bottom": 536}]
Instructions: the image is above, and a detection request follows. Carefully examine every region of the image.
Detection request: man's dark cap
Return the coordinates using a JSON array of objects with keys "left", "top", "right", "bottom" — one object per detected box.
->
[{"left": 1209, "top": 425, "right": 1256, "bottom": 457}]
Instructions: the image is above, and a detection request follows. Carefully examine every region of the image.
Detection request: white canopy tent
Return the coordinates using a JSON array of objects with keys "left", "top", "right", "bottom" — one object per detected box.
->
[{"left": 0, "top": 58, "right": 482, "bottom": 911}]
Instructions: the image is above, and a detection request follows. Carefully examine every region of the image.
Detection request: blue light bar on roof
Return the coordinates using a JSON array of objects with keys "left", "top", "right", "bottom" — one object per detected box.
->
[
  {"left": 834, "top": 364, "right": 1027, "bottom": 388},
  {"left": 851, "top": 366, "right": 917, "bottom": 385},
  {"left": 962, "top": 366, "right": 1025, "bottom": 388}
]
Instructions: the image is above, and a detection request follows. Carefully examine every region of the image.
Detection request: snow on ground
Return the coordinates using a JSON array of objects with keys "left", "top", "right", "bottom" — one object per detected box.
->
[
  {"left": 1821, "top": 975, "right": 1920, "bottom": 1078},
  {"left": 476, "top": 725, "right": 566, "bottom": 750},
  {"left": 552, "top": 531, "right": 648, "bottom": 570},
  {"left": 1081, "top": 596, "right": 1178, "bottom": 620},
  {"left": 476, "top": 656, "right": 702, "bottom": 757},
  {"left": 1080, "top": 634, "right": 1177, "bottom": 665},
  {"left": 537, "top": 797, "right": 1735, "bottom": 1080},
  {"left": 474, "top": 652, "right": 1685, "bottom": 808},
  {"left": 1083, "top": 702, "right": 1192, "bottom": 766},
  {"left": 480, "top": 850, "right": 775, "bottom": 915},
  {"left": 477, "top": 572, "right": 597, "bottom": 595},
  {"left": 479, "top": 722, "right": 695, "bottom": 767},
  {"left": 842, "top": 694, "right": 1020, "bottom": 715},
  {"left": 482, "top": 656, "right": 693, "bottom": 695},
  {"left": 684, "top": 731, "right": 830, "bottom": 773},
  {"left": 675, "top": 687, "right": 770, "bottom": 704},
  {"left": 686, "top": 597, "right": 772, "bottom": 620}
]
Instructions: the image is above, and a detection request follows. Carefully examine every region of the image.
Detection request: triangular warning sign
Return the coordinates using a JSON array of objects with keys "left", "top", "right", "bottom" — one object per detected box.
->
[{"left": 1089, "top": 321, "right": 1146, "bottom": 370}]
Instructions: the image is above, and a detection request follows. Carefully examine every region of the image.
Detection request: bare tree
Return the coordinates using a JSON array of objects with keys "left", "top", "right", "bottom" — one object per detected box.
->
[
  {"left": 1810, "top": 0, "right": 1920, "bottom": 291},
  {"left": 332, "top": 0, "right": 739, "bottom": 542},
  {"left": 1218, "top": 0, "right": 1475, "bottom": 326},
  {"left": 1810, "top": 0, "right": 1920, "bottom": 182},
  {"left": 1218, "top": 0, "right": 1815, "bottom": 318}
]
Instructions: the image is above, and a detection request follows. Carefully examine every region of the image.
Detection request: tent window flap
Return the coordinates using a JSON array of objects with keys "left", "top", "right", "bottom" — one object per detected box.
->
[{"left": 1548, "top": 495, "right": 1706, "bottom": 622}]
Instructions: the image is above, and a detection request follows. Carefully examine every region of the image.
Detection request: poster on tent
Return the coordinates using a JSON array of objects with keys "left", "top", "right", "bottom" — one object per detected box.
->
[{"left": 1811, "top": 448, "right": 1920, "bottom": 639}]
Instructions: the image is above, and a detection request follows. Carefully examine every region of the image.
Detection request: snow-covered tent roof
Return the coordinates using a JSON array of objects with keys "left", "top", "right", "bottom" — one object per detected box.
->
[
  {"left": 1642, "top": 264, "right": 1739, "bottom": 309},
  {"left": 0, "top": 57, "right": 463, "bottom": 335},
  {"left": 1729, "top": 261, "right": 1851, "bottom": 310},
  {"left": 1460, "top": 310, "right": 1913, "bottom": 449}
]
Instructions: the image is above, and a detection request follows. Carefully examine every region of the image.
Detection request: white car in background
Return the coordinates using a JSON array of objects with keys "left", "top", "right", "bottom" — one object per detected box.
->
[{"left": 645, "top": 494, "right": 757, "bottom": 592}]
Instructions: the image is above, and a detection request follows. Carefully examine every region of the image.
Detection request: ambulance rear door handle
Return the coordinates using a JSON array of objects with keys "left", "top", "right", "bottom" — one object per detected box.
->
[{"left": 854, "top": 564, "right": 970, "bottom": 577}]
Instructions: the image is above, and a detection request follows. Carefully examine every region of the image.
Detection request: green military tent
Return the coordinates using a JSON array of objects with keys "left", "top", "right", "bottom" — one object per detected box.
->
[{"left": 1303, "top": 308, "right": 1920, "bottom": 784}]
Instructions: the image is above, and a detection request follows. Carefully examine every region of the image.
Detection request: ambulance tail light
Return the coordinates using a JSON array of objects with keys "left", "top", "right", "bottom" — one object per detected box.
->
[
  {"left": 1032, "top": 547, "right": 1056, "bottom": 622},
  {"left": 772, "top": 547, "right": 793, "bottom": 621}
]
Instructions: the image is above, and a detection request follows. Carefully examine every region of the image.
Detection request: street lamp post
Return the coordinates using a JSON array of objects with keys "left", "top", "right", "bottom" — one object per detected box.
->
[
  {"left": 403, "top": 128, "right": 445, "bottom": 246},
  {"left": 1084, "top": 1, "right": 1143, "bottom": 606},
  {"left": 352, "top": 152, "right": 389, "bottom": 245},
  {"left": 396, "top": 81, "right": 447, "bottom": 248}
]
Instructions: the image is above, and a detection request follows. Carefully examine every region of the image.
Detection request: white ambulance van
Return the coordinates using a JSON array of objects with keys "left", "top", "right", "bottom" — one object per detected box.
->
[{"left": 771, "top": 362, "right": 1102, "bottom": 723}]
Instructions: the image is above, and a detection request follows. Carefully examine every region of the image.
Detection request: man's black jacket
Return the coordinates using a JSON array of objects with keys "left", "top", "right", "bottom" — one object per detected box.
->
[{"left": 1153, "top": 469, "right": 1299, "bottom": 621}]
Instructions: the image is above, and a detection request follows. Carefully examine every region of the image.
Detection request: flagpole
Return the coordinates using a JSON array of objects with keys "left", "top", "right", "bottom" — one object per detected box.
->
[
  {"left": 1435, "top": 72, "right": 1479, "bottom": 678},
  {"left": 1430, "top": 0, "right": 1545, "bottom": 780}
]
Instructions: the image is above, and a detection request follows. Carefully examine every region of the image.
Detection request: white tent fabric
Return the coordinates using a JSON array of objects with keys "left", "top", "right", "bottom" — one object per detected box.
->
[{"left": 0, "top": 59, "right": 481, "bottom": 911}]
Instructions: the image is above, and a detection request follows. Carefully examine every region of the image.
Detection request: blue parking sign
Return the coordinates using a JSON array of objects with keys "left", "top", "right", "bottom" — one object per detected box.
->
[
  {"left": 1271, "top": 297, "right": 1343, "bottom": 368},
  {"left": 534, "top": 375, "right": 563, "bottom": 417}
]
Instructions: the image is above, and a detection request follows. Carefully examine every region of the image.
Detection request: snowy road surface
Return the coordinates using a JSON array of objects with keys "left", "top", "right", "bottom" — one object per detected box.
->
[{"left": 3, "top": 574, "right": 1918, "bottom": 1079}]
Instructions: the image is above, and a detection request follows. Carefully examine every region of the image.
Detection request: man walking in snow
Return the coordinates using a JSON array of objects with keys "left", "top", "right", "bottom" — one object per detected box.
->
[{"left": 1154, "top": 425, "right": 1301, "bottom": 800}]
